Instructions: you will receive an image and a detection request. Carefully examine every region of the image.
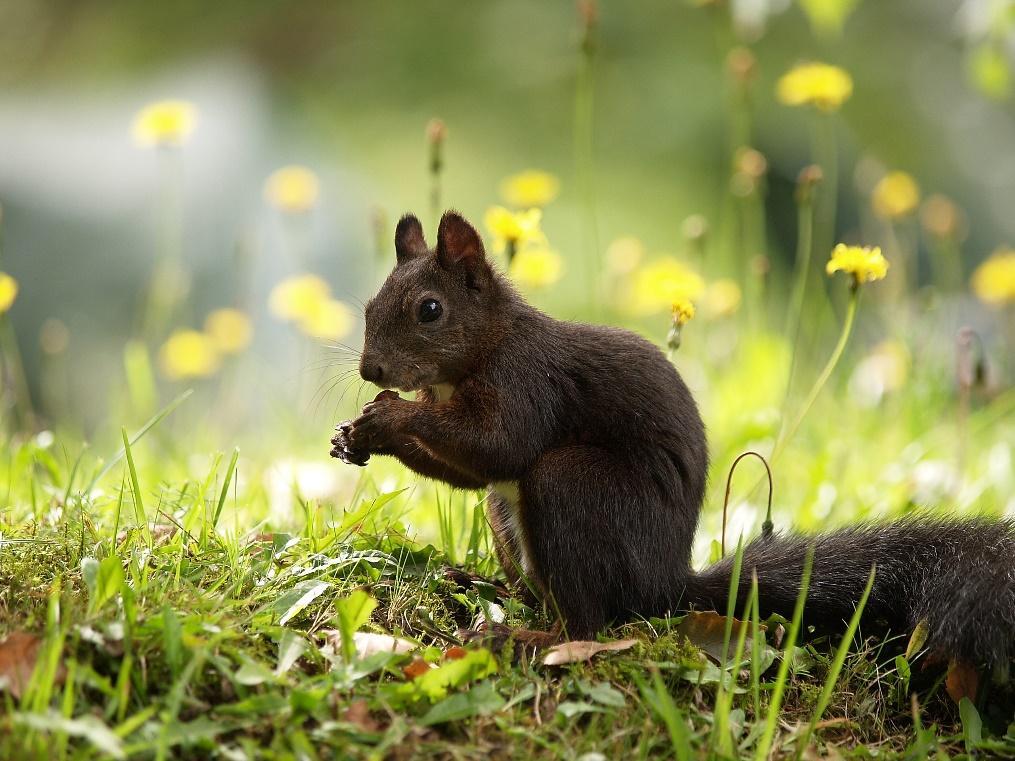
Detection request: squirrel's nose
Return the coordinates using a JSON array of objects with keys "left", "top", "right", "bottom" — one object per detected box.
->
[{"left": 360, "top": 362, "right": 385, "bottom": 384}]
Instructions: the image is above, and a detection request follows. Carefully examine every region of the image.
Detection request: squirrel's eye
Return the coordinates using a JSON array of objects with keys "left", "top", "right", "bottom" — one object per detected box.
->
[{"left": 418, "top": 298, "right": 443, "bottom": 323}]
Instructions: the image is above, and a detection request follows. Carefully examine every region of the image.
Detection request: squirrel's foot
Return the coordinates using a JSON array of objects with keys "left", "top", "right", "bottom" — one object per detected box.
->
[{"left": 330, "top": 421, "right": 370, "bottom": 466}]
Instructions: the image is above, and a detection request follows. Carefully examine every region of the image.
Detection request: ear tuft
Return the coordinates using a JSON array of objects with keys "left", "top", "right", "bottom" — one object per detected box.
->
[
  {"left": 435, "top": 211, "right": 486, "bottom": 272},
  {"left": 394, "top": 214, "right": 428, "bottom": 264}
]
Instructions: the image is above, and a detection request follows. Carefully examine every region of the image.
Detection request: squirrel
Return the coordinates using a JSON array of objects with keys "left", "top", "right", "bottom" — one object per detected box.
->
[{"left": 330, "top": 210, "right": 1015, "bottom": 670}]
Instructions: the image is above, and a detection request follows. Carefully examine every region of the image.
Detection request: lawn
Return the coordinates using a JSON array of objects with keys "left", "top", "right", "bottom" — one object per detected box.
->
[{"left": 2, "top": 1, "right": 1015, "bottom": 759}]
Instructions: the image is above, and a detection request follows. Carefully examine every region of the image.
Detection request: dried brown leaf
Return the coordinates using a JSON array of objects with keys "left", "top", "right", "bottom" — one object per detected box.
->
[
  {"left": 0, "top": 631, "right": 65, "bottom": 699},
  {"left": 541, "top": 638, "right": 638, "bottom": 666},
  {"left": 402, "top": 656, "right": 433, "bottom": 680},
  {"left": 676, "top": 610, "right": 765, "bottom": 664},
  {"left": 946, "top": 657, "right": 980, "bottom": 704}
]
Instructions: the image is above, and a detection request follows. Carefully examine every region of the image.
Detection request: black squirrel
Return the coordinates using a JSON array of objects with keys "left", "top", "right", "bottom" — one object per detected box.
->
[{"left": 330, "top": 210, "right": 1015, "bottom": 669}]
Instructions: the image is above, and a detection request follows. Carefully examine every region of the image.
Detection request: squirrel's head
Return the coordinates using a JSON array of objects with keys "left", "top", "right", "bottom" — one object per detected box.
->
[{"left": 359, "top": 210, "right": 507, "bottom": 391}]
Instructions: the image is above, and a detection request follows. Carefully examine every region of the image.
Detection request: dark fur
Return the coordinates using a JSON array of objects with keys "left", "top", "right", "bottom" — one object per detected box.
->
[{"left": 332, "top": 211, "right": 1015, "bottom": 668}]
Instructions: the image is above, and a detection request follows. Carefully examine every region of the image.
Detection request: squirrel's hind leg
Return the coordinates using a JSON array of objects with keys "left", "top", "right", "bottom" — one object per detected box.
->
[{"left": 518, "top": 446, "right": 686, "bottom": 640}]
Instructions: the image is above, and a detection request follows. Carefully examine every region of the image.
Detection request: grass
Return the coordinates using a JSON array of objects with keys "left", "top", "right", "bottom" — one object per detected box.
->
[
  {"left": 0, "top": 396, "right": 1012, "bottom": 759},
  {"left": 2, "top": 5, "right": 1014, "bottom": 756}
]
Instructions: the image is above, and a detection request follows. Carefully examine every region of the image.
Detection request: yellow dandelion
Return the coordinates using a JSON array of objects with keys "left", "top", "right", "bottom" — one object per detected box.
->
[
  {"left": 704, "top": 278, "right": 742, "bottom": 318},
  {"left": 264, "top": 165, "right": 320, "bottom": 213},
  {"left": 776, "top": 62, "right": 853, "bottom": 112},
  {"left": 500, "top": 170, "right": 561, "bottom": 208},
  {"left": 671, "top": 298, "right": 695, "bottom": 326},
  {"left": 510, "top": 247, "right": 564, "bottom": 289},
  {"left": 628, "top": 257, "right": 706, "bottom": 316},
  {"left": 872, "top": 171, "right": 920, "bottom": 220},
  {"left": 131, "top": 100, "right": 197, "bottom": 147},
  {"left": 606, "top": 237, "right": 644, "bottom": 275},
  {"left": 0, "top": 272, "right": 18, "bottom": 313},
  {"left": 204, "top": 308, "right": 253, "bottom": 354},
  {"left": 158, "top": 330, "right": 220, "bottom": 380},
  {"left": 297, "top": 299, "right": 354, "bottom": 340},
  {"left": 826, "top": 244, "right": 889, "bottom": 285},
  {"left": 971, "top": 248, "right": 1015, "bottom": 306},
  {"left": 483, "top": 206, "right": 546, "bottom": 255},
  {"left": 269, "top": 274, "right": 332, "bottom": 322}
]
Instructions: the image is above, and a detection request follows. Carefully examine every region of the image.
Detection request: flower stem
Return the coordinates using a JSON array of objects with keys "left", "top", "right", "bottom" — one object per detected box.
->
[
  {"left": 780, "top": 193, "right": 816, "bottom": 407},
  {"left": 574, "top": 2, "right": 601, "bottom": 315},
  {"left": 772, "top": 285, "right": 859, "bottom": 463},
  {"left": 811, "top": 113, "right": 838, "bottom": 298}
]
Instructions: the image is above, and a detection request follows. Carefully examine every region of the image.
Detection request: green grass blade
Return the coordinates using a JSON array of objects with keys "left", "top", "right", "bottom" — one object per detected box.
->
[
  {"left": 87, "top": 390, "right": 192, "bottom": 492},
  {"left": 211, "top": 447, "right": 239, "bottom": 530},
  {"left": 120, "top": 427, "right": 150, "bottom": 544},
  {"left": 796, "top": 565, "right": 877, "bottom": 758},
  {"left": 755, "top": 545, "right": 814, "bottom": 761}
]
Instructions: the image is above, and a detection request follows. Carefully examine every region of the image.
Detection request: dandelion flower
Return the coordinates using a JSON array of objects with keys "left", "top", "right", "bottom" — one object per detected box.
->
[
  {"left": 510, "top": 247, "right": 564, "bottom": 289},
  {"left": 159, "top": 330, "right": 220, "bottom": 380},
  {"left": 971, "top": 248, "right": 1015, "bottom": 306},
  {"left": 606, "top": 237, "right": 644, "bottom": 275},
  {"left": 297, "top": 299, "right": 354, "bottom": 340},
  {"left": 484, "top": 206, "right": 546, "bottom": 255},
  {"left": 628, "top": 257, "right": 705, "bottom": 316},
  {"left": 264, "top": 166, "right": 320, "bottom": 213},
  {"left": 776, "top": 62, "right": 853, "bottom": 112},
  {"left": 132, "top": 100, "right": 197, "bottom": 147},
  {"left": 872, "top": 171, "right": 920, "bottom": 219},
  {"left": 704, "top": 278, "right": 742, "bottom": 318},
  {"left": 0, "top": 272, "right": 18, "bottom": 313},
  {"left": 500, "top": 170, "right": 561, "bottom": 208},
  {"left": 671, "top": 298, "right": 695, "bottom": 326},
  {"left": 269, "top": 274, "right": 332, "bottom": 322},
  {"left": 204, "top": 308, "right": 253, "bottom": 354},
  {"left": 668, "top": 298, "right": 695, "bottom": 352},
  {"left": 826, "top": 244, "right": 889, "bottom": 286}
]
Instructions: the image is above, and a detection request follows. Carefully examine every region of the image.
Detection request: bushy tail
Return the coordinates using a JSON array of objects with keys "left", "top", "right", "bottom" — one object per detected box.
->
[{"left": 684, "top": 516, "right": 1015, "bottom": 668}]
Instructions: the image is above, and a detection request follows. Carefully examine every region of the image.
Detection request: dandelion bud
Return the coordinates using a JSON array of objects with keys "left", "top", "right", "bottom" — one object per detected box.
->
[
  {"left": 795, "top": 164, "right": 824, "bottom": 204},
  {"left": 751, "top": 254, "right": 771, "bottom": 278},
  {"left": 426, "top": 118, "right": 446, "bottom": 173},
  {"left": 727, "top": 47, "right": 757, "bottom": 87},
  {"left": 39, "top": 319, "right": 70, "bottom": 355},
  {"left": 736, "top": 147, "right": 768, "bottom": 180},
  {"left": 577, "top": 0, "right": 598, "bottom": 53},
  {"left": 732, "top": 147, "right": 767, "bottom": 197},
  {"left": 920, "top": 194, "right": 965, "bottom": 242},
  {"left": 955, "top": 327, "right": 987, "bottom": 392}
]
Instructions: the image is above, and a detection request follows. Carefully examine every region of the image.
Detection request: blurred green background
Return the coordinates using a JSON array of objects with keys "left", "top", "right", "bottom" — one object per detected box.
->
[{"left": 0, "top": 0, "right": 1013, "bottom": 549}]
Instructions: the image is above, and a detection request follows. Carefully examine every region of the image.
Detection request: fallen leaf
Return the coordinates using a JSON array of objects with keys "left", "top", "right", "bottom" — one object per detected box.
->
[
  {"left": 946, "top": 658, "right": 980, "bottom": 704},
  {"left": 541, "top": 639, "right": 638, "bottom": 666},
  {"left": 905, "top": 619, "right": 930, "bottom": 660},
  {"left": 321, "top": 630, "right": 416, "bottom": 660},
  {"left": 403, "top": 656, "right": 433, "bottom": 680},
  {"left": 676, "top": 611, "right": 766, "bottom": 664},
  {"left": 443, "top": 646, "right": 467, "bottom": 661},
  {"left": 0, "top": 631, "right": 65, "bottom": 699}
]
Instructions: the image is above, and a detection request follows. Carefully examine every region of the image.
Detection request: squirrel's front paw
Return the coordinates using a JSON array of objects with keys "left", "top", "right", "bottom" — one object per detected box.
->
[
  {"left": 350, "top": 392, "right": 410, "bottom": 450},
  {"left": 330, "top": 421, "right": 370, "bottom": 466}
]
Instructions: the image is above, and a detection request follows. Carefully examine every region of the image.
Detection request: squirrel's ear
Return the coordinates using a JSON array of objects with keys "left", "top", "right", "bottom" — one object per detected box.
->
[
  {"left": 435, "top": 211, "right": 489, "bottom": 287},
  {"left": 394, "top": 214, "right": 428, "bottom": 264}
]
